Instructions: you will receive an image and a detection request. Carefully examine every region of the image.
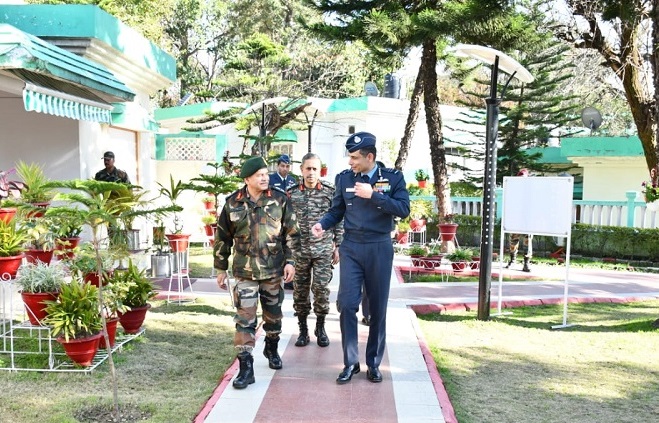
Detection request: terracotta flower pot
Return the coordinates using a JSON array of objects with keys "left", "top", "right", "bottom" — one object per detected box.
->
[
  {"left": 203, "top": 201, "right": 214, "bottom": 211},
  {"left": 451, "top": 262, "right": 469, "bottom": 272},
  {"left": 410, "top": 219, "right": 426, "bottom": 231},
  {"left": 438, "top": 223, "right": 459, "bottom": 242},
  {"left": 83, "top": 270, "right": 113, "bottom": 287},
  {"left": 321, "top": 167, "right": 328, "bottom": 177},
  {"left": 26, "top": 202, "right": 50, "bottom": 218},
  {"left": 57, "top": 333, "right": 102, "bottom": 367},
  {"left": 204, "top": 225, "right": 214, "bottom": 237},
  {"left": 118, "top": 304, "right": 151, "bottom": 334},
  {"left": 21, "top": 291, "right": 58, "bottom": 325},
  {"left": 417, "top": 180, "right": 427, "bottom": 188}
]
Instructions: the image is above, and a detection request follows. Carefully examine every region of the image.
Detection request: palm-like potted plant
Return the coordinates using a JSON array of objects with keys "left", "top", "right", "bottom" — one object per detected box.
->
[
  {"left": 43, "top": 280, "right": 103, "bottom": 367},
  {"left": 15, "top": 161, "right": 56, "bottom": 214},
  {"left": 187, "top": 162, "right": 241, "bottom": 216},
  {"left": 115, "top": 259, "right": 157, "bottom": 334},
  {"left": 15, "top": 261, "right": 67, "bottom": 325},
  {"left": 0, "top": 217, "right": 29, "bottom": 279},
  {"left": 100, "top": 272, "right": 133, "bottom": 348},
  {"left": 158, "top": 175, "right": 193, "bottom": 252}
]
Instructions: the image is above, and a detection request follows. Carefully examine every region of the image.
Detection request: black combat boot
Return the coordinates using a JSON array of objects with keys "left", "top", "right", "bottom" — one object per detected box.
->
[
  {"left": 232, "top": 352, "right": 255, "bottom": 389},
  {"left": 505, "top": 252, "right": 517, "bottom": 268},
  {"left": 315, "top": 315, "right": 330, "bottom": 347},
  {"left": 295, "top": 315, "right": 310, "bottom": 347},
  {"left": 263, "top": 335, "right": 282, "bottom": 369},
  {"left": 522, "top": 257, "right": 531, "bottom": 272}
]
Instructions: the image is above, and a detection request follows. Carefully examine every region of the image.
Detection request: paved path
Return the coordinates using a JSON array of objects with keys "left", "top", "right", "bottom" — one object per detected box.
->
[{"left": 159, "top": 257, "right": 659, "bottom": 423}]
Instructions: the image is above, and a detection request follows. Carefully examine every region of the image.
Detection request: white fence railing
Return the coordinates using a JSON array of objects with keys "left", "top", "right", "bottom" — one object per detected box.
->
[{"left": 411, "top": 190, "right": 659, "bottom": 229}]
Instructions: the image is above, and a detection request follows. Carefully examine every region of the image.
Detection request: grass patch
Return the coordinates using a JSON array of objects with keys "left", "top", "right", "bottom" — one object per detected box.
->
[
  {"left": 403, "top": 273, "right": 527, "bottom": 283},
  {"left": 0, "top": 296, "right": 236, "bottom": 423},
  {"left": 419, "top": 301, "right": 659, "bottom": 423}
]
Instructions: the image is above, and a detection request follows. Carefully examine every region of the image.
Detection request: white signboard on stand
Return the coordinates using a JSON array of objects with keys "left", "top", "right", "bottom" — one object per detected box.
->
[{"left": 499, "top": 176, "right": 574, "bottom": 328}]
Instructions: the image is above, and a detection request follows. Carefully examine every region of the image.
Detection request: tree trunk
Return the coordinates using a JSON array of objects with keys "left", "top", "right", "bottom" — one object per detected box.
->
[
  {"left": 421, "top": 39, "right": 451, "bottom": 217},
  {"left": 653, "top": 0, "right": 659, "bottom": 174},
  {"left": 394, "top": 60, "right": 425, "bottom": 171}
]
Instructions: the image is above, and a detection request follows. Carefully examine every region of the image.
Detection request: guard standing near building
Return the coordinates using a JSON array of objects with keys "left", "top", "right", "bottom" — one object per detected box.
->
[
  {"left": 269, "top": 154, "right": 297, "bottom": 191},
  {"left": 94, "top": 151, "right": 130, "bottom": 183},
  {"left": 214, "top": 156, "right": 300, "bottom": 389},
  {"left": 288, "top": 153, "right": 343, "bottom": 348},
  {"left": 506, "top": 168, "right": 533, "bottom": 272},
  {"left": 312, "top": 132, "right": 410, "bottom": 384}
]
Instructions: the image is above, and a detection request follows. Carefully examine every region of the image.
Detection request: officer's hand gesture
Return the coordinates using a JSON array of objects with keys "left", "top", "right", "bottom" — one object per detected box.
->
[
  {"left": 311, "top": 222, "right": 324, "bottom": 238},
  {"left": 354, "top": 182, "right": 373, "bottom": 199}
]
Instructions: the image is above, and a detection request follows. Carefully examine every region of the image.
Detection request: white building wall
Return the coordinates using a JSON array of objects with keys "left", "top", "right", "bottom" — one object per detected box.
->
[{"left": 577, "top": 157, "right": 647, "bottom": 201}]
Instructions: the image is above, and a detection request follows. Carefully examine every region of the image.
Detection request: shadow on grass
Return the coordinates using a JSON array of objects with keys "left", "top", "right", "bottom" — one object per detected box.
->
[{"left": 150, "top": 302, "right": 235, "bottom": 317}]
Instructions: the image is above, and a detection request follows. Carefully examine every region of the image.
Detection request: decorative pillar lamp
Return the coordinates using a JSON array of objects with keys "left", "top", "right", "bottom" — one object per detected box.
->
[{"left": 451, "top": 44, "right": 534, "bottom": 321}]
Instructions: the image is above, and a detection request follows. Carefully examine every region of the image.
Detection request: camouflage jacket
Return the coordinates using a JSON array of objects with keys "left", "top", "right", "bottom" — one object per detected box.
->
[
  {"left": 214, "top": 185, "right": 300, "bottom": 280},
  {"left": 288, "top": 181, "right": 343, "bottom": 258},
  {"left": 94, "top": 167, "right": 130, "bottom": 184}
]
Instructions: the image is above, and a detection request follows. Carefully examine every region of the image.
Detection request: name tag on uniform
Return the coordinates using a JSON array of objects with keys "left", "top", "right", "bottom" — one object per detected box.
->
[
  {"left": 346, "top": 187, "right": 356, "bottom": 193},
  {"left": 374, "top": 179, "right": 390, "bottom": 193}
]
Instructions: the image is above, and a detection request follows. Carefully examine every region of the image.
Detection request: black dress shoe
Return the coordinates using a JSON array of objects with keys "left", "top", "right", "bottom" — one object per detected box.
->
[
  {"left": 336, "top": 363, "right": 360, "bottom": 384},
  {"left": 367, "top": 366, "right": 382, "bottom": 383}
]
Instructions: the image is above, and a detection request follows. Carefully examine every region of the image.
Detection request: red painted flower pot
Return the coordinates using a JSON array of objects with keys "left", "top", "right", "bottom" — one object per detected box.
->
[
  {"left": 438, "top": 223, "right": 459, "bottom": 242},
  {"left": 25, "top": 249, "right": 54, "bottom": 265},
  {"left": 451, "top": 262, "right": 469, "bottom": 272},
  {"left": 119, "top": 304, "right": 151, "bottom": 334},
  {"left": 417, "top": 180, "right": 427, "bottom": 188},
  {"left": 26, "top": 202, "right": 50, "bottom": 218},
  {"left": 321, "top": 167, "right": 328, "bottom": 177},
  {"left": 100, "top": 318, "right": 120, "bottom": 349},
  {"left": 55, "top": 237, "right": 81, "bottom": 260},
  {"left": 57, "top": 333, "right": 102, "bottom": 367},
  {"left": 166, "top": 234, "right": 190, "bottom": 252},
  {"left": 21, "top": 291, "right": 58, "bottom": 325},
  {"left": 0, "top": 207, "right": 17, "bottom": 223},
  {"left": 0, "top": 253, "right": 25, "bottom": 280}
]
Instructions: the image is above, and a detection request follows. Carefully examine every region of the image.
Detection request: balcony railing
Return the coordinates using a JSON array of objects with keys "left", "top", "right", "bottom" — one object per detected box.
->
[{"left": 410, "top": 190, "right": 659, "bottom": 229}]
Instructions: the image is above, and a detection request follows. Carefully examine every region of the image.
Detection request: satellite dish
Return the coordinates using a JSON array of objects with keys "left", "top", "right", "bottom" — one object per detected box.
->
[{"left": 581, "top": 107, "right": 602, "bottom": 131}]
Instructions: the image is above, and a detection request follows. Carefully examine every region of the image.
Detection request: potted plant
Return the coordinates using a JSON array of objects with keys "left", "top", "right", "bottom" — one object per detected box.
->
[
  {"left": 641, "top": 167, "right": 659, "bottom": 211},
  {"left": 395, "top": 220, "right": 410, "bottom": 244},
  {"left": 15, "top": 161, "right": 56, "bottom": 213},
  {"left": 201, "top": 214, "right": 216, "bottom": 237},
  {"left": 63, "top": 243, "right": 116, "bottom": 287},
  {"left": 187, "top": 162, "right": 241, "bottom": 216},
  {"left": 158, "top": 175, "right": 193, "bottom": 252},
  {"left": 438, "top": 213, "right": 459, "bottom": 242},
  {"left": 100, "top": 272, "right": 133, "bottom": 348},
  {"left": 446, "top": 248, "right": 474, "bottom": 272},
  {"left": 0, "top": 217, "right": 28, "bottom": 279},
  {"left": 15, "top": 261, "right": 67, "bottom": 325},
  {"left": 22, "top": 217, "right": 58, "bottom": 264},
  {"left": 51, "top": 212, "right": 84, "bottom": 260},
  {"left": 115, "top": 259, "right": 157, "bottom": 334},
  {"left": 415, "top": 169, "right": 429, "bottom": 188},
  {"left": 150, "top": 218, "right": 172, "bottom": 278},
  {"left": 43, "top": 279, "right": 103, "bottom": 367},
  {"left": 0, "top": 168, "right": 25, "bottom": 222},
  {"left": 320, "top": 163, "right": 328, "bottom": 177},
  {"left": 408, "top": 244, "right": 427, "bottom": 267},
  {"left": 201, "top": 195, "right": 215, "bottom": 211}
]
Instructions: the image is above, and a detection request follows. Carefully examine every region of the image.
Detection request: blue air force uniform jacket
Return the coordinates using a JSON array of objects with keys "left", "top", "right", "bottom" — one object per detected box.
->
[{"left": 319, "top": 166, "right": 410, "bottom": 242}]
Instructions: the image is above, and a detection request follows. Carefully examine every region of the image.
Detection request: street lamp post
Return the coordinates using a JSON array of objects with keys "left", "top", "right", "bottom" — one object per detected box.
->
[{"left": 452, "top": 44, "right": 533, "bottom": 321}]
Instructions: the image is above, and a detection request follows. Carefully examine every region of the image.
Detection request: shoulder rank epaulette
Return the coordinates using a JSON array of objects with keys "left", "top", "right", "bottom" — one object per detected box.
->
[
  {"left": 339, "top": 169, "right": 352, "bottom": 175},
  {"left": 270, "top": 185, "right": 287, "bottom": 194},
  {"left": 320, "top": 180, "right": 335, "bottom": 190},
  {"left": 381, "top": 167, "right": 400, "bottom": 174}
]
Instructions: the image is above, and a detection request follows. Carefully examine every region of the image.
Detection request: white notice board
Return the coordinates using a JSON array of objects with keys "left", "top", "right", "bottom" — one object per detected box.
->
[{"left": 502, "top": 176, "right": 574, "bottom": 236}]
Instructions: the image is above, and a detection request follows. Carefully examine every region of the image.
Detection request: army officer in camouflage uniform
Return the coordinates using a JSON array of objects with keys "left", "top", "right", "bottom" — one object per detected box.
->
[
  {"left": 288, "top": 153, "right": 343, "bottom": 348},
  {"left": 214, "top": 156, "right": 300, "bottom": 390}
]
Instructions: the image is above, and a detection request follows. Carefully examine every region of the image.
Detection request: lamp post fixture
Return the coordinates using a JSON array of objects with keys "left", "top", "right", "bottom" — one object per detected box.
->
[{"left": 452, "top": 44, "right": 533, "bottom": 321}]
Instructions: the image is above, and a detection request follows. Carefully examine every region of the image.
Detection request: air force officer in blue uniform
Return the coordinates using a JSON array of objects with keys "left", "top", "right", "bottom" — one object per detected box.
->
[{"left": 311, "top": 132, "right": 410, "bottom": 384}]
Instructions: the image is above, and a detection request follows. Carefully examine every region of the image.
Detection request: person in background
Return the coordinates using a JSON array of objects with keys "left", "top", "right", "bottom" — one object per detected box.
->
[
  {"left": 269, "top": 154, "right": 297, "bottom": 191},
  {"left": 312, "top": 132, "right": 410, "bottom": 385},
  {"left": 288, "top": 153, "right": 343, "bottom": 347},
  {"left": 214, "top": 156, "right": 300, "bottom": 390},
  {"left": 506, "top": 168, "right": 533, "bottom": 272},
  {"left": 95, "top": 151, "right": 130, "bottom": 183}
]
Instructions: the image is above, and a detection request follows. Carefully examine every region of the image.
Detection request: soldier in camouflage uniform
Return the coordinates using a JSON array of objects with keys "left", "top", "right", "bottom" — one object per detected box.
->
[
  {"left": 288, "top": 153, "right": 343, "bottom": 348},
  {"left": 214, "top": 156, "right": 300, "bottom": 390}
]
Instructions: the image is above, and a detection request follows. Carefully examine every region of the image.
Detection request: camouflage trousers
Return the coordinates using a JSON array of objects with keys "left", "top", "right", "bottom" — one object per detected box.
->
[
  {"left": 509, "top": 233, "right": 533, "bottom": 258},
  {"left": 231, "top": 276, "right": 284, "bottom": 353},
  {"left": 293, "top": 254, "right": 333, "bottom": 317}
]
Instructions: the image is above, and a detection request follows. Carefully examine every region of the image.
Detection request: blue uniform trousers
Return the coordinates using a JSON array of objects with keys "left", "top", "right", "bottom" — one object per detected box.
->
[{"left": 337, "top": 238, "right": 393, "bottom": 368}]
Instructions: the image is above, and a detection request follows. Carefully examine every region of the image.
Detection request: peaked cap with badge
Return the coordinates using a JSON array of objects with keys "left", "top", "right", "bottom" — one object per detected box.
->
[{"left": 345, "top": 132, "right": 376, "bottom": 153}]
